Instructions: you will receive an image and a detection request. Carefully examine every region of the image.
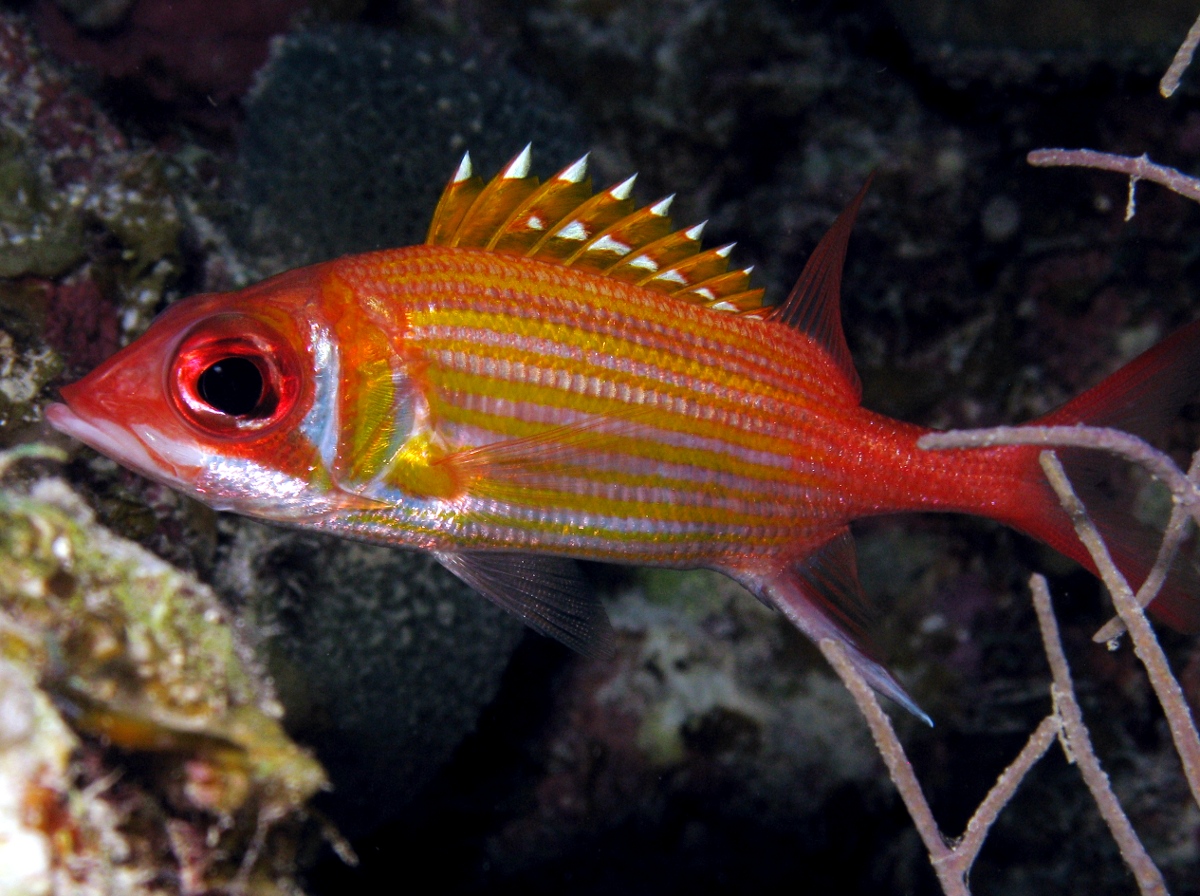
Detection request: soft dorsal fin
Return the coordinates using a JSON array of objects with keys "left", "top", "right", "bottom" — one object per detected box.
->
[
  {"left": 426, "top": 147, "right": 768, "bottom": 316},
  {"left": 768, "top": 177, "right": 872, "bottom": 400}
]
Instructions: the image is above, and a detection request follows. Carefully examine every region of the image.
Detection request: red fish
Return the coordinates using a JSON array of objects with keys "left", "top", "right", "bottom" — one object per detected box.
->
[{"left": 46, "top": 147, "right": 1200, "bottom": 721}]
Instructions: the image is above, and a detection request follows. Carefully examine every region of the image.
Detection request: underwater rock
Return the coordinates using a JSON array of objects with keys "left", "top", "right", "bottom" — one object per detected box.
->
[
  {"left": 343, "top": 569, "right": 901, "bottom": 893},
  {"left": 0, "top": 449, "right": 327, "bottom": 893},
  {"left": 212, "top": 522, "right": 524, "bottom": 835},
  {"left": 0, "top": 327, "right": 62, "bottom": 444},
  {"left": 884, "top": 0, "right": 1197, "bottom": 53},
  {"left": 240, "top": 25, "right": 589, "bottom": 270},
  {"left": 0, "top": 12, "right": 181, "bottom": 449},
  {"left": 51, "top": 0, "right": 136, "bottom": 31},
  {"left": 33, "top": 0, "right": 309, "bottom": 126},
  {"left": 0, "top": 12, "right": 182, "bottom": 350}
]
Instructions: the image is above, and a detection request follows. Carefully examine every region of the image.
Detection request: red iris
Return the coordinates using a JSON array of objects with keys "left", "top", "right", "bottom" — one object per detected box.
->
[{"left": 169, "top": 314, "right": 302, "bottom": 437}]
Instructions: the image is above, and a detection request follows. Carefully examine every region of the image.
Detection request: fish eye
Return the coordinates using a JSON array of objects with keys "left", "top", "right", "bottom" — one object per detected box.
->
[
  {"left": 197, "top": 356, "right": 266, "bottom": 417},
  {"left": 169, "top": 314, "right": 303, "bottom": 437}
]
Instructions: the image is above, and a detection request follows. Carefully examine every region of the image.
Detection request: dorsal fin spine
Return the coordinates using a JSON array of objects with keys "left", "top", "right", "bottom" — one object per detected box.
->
[
  {"left": 485, "top": 154, "right": 593, "bottom": 251},
  {"left": 564, "top": 203, "right": 674, "bottom": 266},
  {"left": 426, "top": 152, "right": 485, "bottom": 245},
  {"left": 526, "top": 179, "right": 632, "bottom": 257},
  {"left": 503, "top": 143, "right": 532, "bottom": 179},
  {"left": 603, "top": 226, "right": 703, "bottom": 276},
  {"left": 558, "top": 153, "right": 589, "bottom": 183},
  {"left": 453, "top": 151, "right": 473, "bottom": 182},
  {"left": 609, "top": 174, "right": 637, "bottom": 201},
  {"left": 426, "top": 147, "right": 770, "bottom": 315}
]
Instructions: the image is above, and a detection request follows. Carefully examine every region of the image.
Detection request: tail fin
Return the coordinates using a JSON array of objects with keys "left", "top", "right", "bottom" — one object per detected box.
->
[{"left": 1002, "top": 318, "right": 1200, "bottom": 633}]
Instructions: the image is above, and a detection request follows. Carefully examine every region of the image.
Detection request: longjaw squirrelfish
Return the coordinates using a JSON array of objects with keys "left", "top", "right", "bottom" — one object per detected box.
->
[{"left": 46, "top": 147, "right": 1200, "bottom": 720}]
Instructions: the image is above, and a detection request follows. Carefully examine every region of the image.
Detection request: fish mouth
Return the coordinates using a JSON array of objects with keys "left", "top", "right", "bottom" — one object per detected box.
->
[
  {"left": 47, "top": 400, "right": 213, "bottom": 496},
  {"left": 46, "top": 402, "right": 164, "bottom": 476}
]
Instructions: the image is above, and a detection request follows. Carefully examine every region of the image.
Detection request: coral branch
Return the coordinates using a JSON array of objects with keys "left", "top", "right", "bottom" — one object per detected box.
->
[
  {"left": 1161, "top": 11, "right": 1200, "bottom": 97},
  {"left": 1094, "top": 449, "right": 1200, "bottom": 643},
  {"left": 821, "top": 637, "right": 1068, "bottom": 894},
  {"left": 819, "top": 638, "right": 969, "bottom": 896},
  {"left": 918, "top": 425, "right": 1200, "bottom": 521},
  {"left": 954, "top": 715, "right": 1058, "bottom": 866},
  {"left": 1037, "top": 451, "right": 1200, "bottom": 808},
  {"left": 1027, "top": 149, "right": 1200, "bottom": 219},
  {"left": 1029, "top": 574, "right": 1169, "bottom": 896}
]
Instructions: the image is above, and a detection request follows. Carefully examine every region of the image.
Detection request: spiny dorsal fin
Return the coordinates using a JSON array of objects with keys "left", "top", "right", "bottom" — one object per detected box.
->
[
  {"left": 768, "top": 176, "right": 873, "bottom": 400},
  {"left": 426, "top": 147, "right": 768, "bottom": 316}
]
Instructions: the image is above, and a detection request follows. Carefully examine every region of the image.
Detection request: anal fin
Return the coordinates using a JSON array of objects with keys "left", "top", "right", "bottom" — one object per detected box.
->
[
  {"left": 732, "top": 530, "right": 931, "bottom": 725},
  {"left": 436, "top": 551, "right": 614, "bottom": 657}
]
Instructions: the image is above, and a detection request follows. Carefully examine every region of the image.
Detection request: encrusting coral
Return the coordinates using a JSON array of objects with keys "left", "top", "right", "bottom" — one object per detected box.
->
[{"left": 0, "top": 446, "right": 329, "bottom": 895}]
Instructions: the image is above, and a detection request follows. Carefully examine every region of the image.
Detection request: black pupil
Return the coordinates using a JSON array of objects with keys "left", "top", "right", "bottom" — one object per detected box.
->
[{"left": 197, "top": 357, "right": 265, "bottom": 416}]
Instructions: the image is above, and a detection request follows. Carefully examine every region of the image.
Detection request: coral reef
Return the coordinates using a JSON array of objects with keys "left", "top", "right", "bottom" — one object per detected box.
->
[
  {"left": 0, "top": 9, "right": 181, "bottom": 387},
  {"left": 0, "top": 449, "right": 327, "bottom": 894}
]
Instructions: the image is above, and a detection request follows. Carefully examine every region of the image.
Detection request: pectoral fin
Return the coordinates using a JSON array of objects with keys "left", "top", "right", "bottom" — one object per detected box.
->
[
  {"left": 435, "top": 551, "right": 615, "bottom": 657},
  {"left": 447, "top": 408, "right": 655, "bottom": 490}
]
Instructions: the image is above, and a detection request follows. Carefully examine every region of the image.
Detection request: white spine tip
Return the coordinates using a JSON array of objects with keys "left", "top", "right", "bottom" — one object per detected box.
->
[
  {"left": 559, "top": 153, "right": 590, "bottom": 183},
  {"left": 715, "top": 243, "right": 735, "bottom": 257},
  {"left": 556, "top": 220, "right": 588, "bottom": 241},
  {"left": 503, "top": 144, "right": 533, "bottom": 179},
  {"left": 649, "top": 194, "right": 675, "bottom": 216},
  {"left": 609, "top": 174, "right": 637, "bottom": 201},
  {"left": 453, "top": 152, "right": 473, "bottom": 183},
  {"left": 684, "top": 221, "right": 707, "bottom": 240}
]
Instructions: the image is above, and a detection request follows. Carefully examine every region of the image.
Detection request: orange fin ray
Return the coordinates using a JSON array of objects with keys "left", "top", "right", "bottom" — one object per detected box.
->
[
  {"left": 425, "top": 146, "right": 768, "bottom": 314},
  {"left": 529, "top": 174, "right": 640, "bottom": 261},
  {"left": 449, "top": 145, "right": 542, "bottom": 248},
  {"left": 603, "top": 222, "right": 705, "bottom": 277},
  {"left": 425, "top": 152, "right": 486, "bottom": 245},
  {"left": 488, "top": 153, "right": 593, "bottom": 254},
  {"left": 565, "top": 199, "right": 677, "bottom": 270}
]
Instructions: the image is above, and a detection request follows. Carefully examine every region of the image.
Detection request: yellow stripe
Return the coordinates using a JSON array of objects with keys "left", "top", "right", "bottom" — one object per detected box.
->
[
  {"left": 430, "top": 389, "right": 815, "bottom": 487},
  {"left": 409, "top": 310, "right": 824, "bottom": 406},
  {"left": 455, "top": 507, "right": 800, "bottom": 548},
  {"left": 397, "top": 260, "right": 836, "bottom": 395},
  {"left": 429, "top": 365, "right": 845, "bottom": 473}
]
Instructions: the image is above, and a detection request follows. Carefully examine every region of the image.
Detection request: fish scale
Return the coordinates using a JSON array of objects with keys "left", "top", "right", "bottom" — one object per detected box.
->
[{"left": 47, "top": 148, "right": 1200, "bottom": 721}]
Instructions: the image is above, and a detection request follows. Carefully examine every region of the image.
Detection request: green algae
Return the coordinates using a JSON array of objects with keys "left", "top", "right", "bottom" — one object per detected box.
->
[
  {"left": 0, "top": 130, "right": 181, "bottom": 338},
  {"left": 0, "top": 328, "right": 62, "bottom": 442},
  {"left": 0, "top": 446, "right": 327, "bottom": 893},
  {"left": 88, "top": 150, "right": 183, "bottom": 312},
  {"left": 637, "top": 567, "right": 748, "bottom": 618},
  {"left": 0, "top": 128, "right": 85, "bottom": 280}
]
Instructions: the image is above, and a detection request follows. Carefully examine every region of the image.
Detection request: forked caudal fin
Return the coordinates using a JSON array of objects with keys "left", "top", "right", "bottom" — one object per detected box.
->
[{"left": 1002, "top": 317, "right": 1200, "bottom": 634}]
